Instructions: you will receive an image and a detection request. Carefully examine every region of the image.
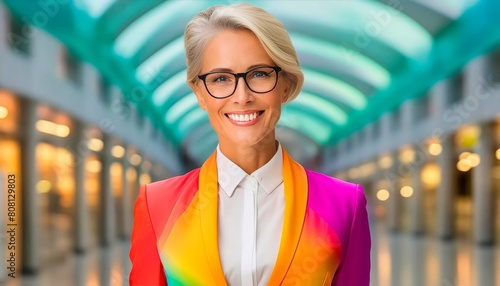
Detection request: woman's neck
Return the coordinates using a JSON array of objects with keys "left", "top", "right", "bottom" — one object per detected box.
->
[{"left": 218, "top": 137, "right": 278, "bottom": 174}]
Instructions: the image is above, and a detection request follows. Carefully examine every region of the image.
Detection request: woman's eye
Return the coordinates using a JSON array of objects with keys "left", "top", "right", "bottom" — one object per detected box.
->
[
  {"left": 212, "top": 75, "right": 229, "bottom": 83},
  {"left": 251, "top": 70, "right": 270, "bottom": 78},
  {"left": 211, "top": 73, "right": 237, "bottom": 83}
]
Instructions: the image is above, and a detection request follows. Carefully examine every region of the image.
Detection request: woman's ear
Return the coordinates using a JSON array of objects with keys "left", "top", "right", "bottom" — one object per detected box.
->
[
  {"left": 281, "top": 77, "right": 291, "bottom": 103},
  {"left": 189, "top": 81, "right": 207, "bottom": 110}
]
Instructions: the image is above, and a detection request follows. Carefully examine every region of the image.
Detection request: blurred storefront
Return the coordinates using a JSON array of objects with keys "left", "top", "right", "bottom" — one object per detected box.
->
[
  {"left": 0, "top": 5, "right": 181, "bottom": 276},
  {"left": 329, "top": 52, "right": 500, "bottom": 245}
]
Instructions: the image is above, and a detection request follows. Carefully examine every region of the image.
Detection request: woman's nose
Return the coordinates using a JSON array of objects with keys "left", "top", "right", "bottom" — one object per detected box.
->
[{"left": 232, "top": 77, "right": 253, "bottom": 104}]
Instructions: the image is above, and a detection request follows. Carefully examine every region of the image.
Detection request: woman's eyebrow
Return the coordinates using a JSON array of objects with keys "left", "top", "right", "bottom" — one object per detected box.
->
[
  {"left": 206, "top": 63, "right": 274, "bottom": 73},
  {"left": 247, "top": 63, "right": 273, "bottom": 70},
  {"left": 207, "top": 67, "right": 233, "bottom": 73}
]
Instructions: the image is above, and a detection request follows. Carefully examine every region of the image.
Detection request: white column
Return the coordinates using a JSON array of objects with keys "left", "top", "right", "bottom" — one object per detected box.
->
[
  {"left": 99, "top": 134, "right": 115, "bottom": 246},
  {"left": 135, "top": 164, "right": 142, "bottom": 198},
  {"left": 404, "top": 100, "right": 426, "bottom": 235},
  {"left": 473, "top": 122, "right": 494, "bottom": 245},
  {"left": 437, "top": 135, "right": 455, "bottom": 239},
  {"left": 400, "top": 101, "right": 414, "bottom": 141},
  {"left": 385, "top": 152, "right": 401, "bottom": 231},
  {"left": 120, "top": 146, "right": 131, "bottom": 239},
  {"left": 73, "top": 122, "right": 89, "bottom": 253},
  {"left": 409, "top": 157, "right": 425, "bottom": 235},
  {"left": 21, "top": 99, "right": 40, "bottom": 273}
]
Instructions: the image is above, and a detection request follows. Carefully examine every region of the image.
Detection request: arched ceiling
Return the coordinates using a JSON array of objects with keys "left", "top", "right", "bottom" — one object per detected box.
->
[{"left": 5, "top": 0, "right": 500, "bottom": 167}]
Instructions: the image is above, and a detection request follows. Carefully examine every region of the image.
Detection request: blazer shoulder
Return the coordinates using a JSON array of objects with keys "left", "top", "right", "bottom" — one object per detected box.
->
[
  {"left": 305, "top": 169, "right": 361, "bottom": 199},
  {"left": 305, "top": 169, "right": 367, "bottom": 252},
  {"left": 146, "top": 168, "right": 201, "bottom": 201}
]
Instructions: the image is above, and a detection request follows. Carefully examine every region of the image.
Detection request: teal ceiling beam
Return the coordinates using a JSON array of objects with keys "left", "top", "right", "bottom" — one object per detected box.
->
[
  {"left": 279, "top": 109, "right": 333, "bottom": 144},
  {"left": 263, "top": 1, "right": 427, "bottom": 70},
  {"left": 302, "top": 68, "right": 367, "bottom": 110},
  {"left": 152, "top": 69, "right": 188, "bottom": 106},
  {"left": 291, "top": 33, "right": 391, "bottom": 90},
  {"left": 136, "top": 36, "right": 185, "bottom": 85},
  {"left": 289, "top": 92, "right": 348, "bottom": 126},
  {"left": 165, "top": 93, "right": 199, "bottom": 125}
]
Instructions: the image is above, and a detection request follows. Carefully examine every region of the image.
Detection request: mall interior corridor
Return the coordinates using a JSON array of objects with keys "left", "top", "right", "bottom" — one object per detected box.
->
[{"left": 1, "top": 1, "right": 500, "bottom": 285}]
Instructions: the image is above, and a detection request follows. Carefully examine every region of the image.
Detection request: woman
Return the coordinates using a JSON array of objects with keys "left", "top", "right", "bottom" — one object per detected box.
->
[{"left": 129, "top": 3, "right": 371, "bottom": 286}]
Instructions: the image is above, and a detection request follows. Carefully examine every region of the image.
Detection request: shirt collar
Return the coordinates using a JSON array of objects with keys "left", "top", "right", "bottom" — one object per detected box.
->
[{"left": 216, "top": 142, "right": 284, "bottom": 197}]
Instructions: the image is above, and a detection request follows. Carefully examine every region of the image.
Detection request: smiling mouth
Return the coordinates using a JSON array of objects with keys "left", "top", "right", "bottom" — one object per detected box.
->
[{"left": 225, "top": 111, "right": 264, "bottom": 122}]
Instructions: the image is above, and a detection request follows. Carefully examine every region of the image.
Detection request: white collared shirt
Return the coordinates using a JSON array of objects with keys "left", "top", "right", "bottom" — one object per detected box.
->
[{"left": 216, "top": 144, "right": 285, "bottom": 286}]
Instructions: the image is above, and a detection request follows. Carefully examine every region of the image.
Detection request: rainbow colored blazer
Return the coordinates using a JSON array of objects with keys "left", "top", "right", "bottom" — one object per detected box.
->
[{"left": 129, "top": 148, "right": 371, "bottom": 285}]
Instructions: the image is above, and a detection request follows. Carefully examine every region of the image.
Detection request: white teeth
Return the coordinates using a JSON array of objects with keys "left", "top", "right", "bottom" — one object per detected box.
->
[{"left": 228, "top": 112, "right": 260, "bottom": 122}]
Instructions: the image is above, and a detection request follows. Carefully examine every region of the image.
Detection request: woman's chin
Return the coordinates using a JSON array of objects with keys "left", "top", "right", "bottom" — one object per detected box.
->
[
  {"left": 232, "top": 138, "right": 263, "bottom": 148},
  {"left": 222, "top": 132, "right": 274, "bottom": 149}
]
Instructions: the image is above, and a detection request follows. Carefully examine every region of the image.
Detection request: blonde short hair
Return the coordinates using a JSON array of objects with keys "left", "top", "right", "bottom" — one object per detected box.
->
[{"left": 184, "top": 3, "right": 304, "bottom": 103}]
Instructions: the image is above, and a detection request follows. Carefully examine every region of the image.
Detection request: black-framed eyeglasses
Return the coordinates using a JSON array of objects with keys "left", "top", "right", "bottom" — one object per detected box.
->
[{"left": 197, "top": 66, "right": 282, "bottom": 99}]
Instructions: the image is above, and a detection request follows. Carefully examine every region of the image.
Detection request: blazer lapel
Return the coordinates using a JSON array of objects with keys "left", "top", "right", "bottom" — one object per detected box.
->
[
  {"left": 267, "top": 147, "right": 309, "bottom": 285},
  {"left": 199, "top": 152, "right": 228, "bottom": 286}
]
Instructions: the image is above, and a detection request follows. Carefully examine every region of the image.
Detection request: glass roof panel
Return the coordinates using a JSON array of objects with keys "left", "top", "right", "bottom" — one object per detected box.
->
[
  {"left": 176, "top": 110, "right": 208, "bottom": 139},
  {"left": 291, "top": 33, "right": 390, "bottom": 89},
  {"left": 114, "top": 1, "right": 193, "bottom": 57},
  {"left": 75, "top": 0, "right": 117, "bottom": 18},
  {"left": 378, "top": 9, "right": 433, "bottom": 60},
  {"left": 290, "top": 92, "right": 348, "bottom": 125},
  {"left": 302, "top": 68, "right": 367, "bottom": 110},
  {"left": 264, "top": 1, "right": 432, "bottom": 59},
  {"left": 279, "top": 109, "right": 332, "bottom": 144},
  {"left": 136, "top": 36, "right": 185, "bottom": 84},
  {"left": 165, "top": 94, "right": 198, "bottom": 124},
  {"left": 415, "top": 0, "right": 479, "bottom": 19},
  {"left": 152, "top": 69, "right": 187, "bottom": 106}
]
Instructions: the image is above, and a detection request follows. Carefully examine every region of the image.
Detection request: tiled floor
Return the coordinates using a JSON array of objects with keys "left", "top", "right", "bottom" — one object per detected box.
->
[
  {"left": 370, "top": 223, "right": 500, "bottom": 286},
  {"left": 3, "top": 242, "right": 131, "bottom": 286},
  {"left": 2, "top": 223, "right": 499, "bottom": 286}
]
